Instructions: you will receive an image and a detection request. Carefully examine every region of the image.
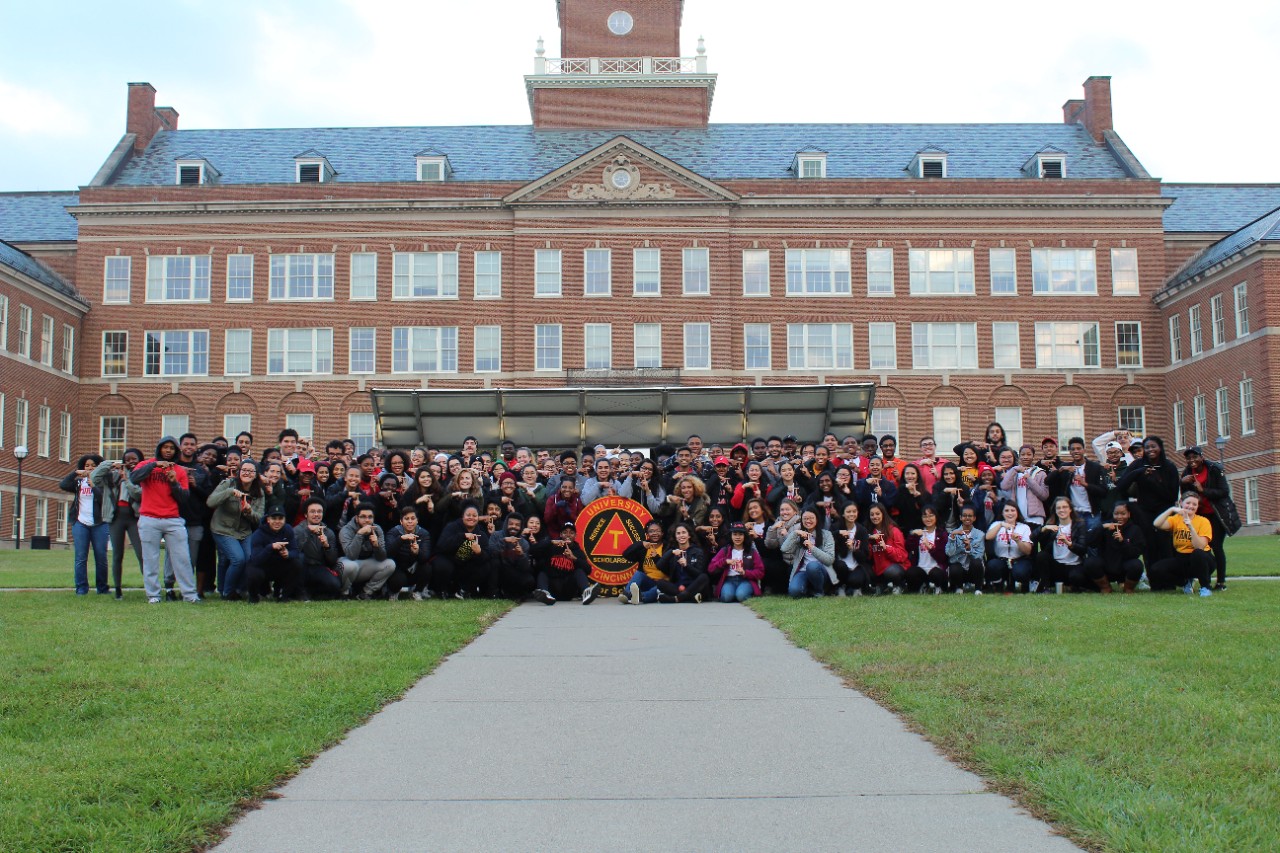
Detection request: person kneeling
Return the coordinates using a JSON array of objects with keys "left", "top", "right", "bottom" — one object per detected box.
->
[
  {"left": 1083, "top": 503, "right": 1145, "bottom": 593},
  {"left": 246, "top": 509, "right": 304, "bottom": 603},
  {"left": 295, "top": 497, "right": 341, "bottom": 600},
  {"left": 338, "top": 503, "right": 396, "bottom": 600},
  {"left": 709, "top": 522, "right": 764, "bottom": 602},
  {"left": 783, "top": 508, "right": 836, "bottom": 598},
  {"left": 387, "top": 505, "right": 433, "bottom": 600},
  {"left": 530, "top": 522, "right": 597, "bottom": 605},
  {"left": 1149, "top": 493, "right": 1214, "bottom": 597}
]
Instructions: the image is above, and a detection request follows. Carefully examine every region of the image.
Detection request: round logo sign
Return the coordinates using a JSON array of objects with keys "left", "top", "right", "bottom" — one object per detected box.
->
[{"left": 575, "top": 497, "right": 652, "bottom": 587}]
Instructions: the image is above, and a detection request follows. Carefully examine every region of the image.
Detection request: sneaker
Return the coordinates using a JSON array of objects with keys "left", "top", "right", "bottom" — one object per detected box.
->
[
  {"left": 396, "top": 588, "right": 413, "bottom": 601},
  {"left": 1199, "top": 587, "right": 1213, "bottom": 598},
  {"left": 974, "top": 589, "right": 983, "bottom": 596},
  {"left": 963, "top": 583, "right": 976, "bottom": 594},
  {"left": 114, "top": 591, "right": 123, "bottom": 600},
  {"left": 410, "top": 591, "right": 423, "bottom": 601},
  {"left": 453, "top": 590, "right": 468, "bottom": 601},
  {"left": 627, "top": 583, "right": 641, "bottom": 605},
  {"left": 582, "top": 583, "right": 600, "bottom": 605},
  {"left": 1182, "top": 581, "right": 1195, "bottom": 595},
  {"left": 954, "top": 588, "right": 964, "bottom": 595},
  {"left": 184, "top": 596, "right": 203, "bottom": 604},
  {"left": 247, "top": 592, "right": 261, "bottom": 604},
  {"left": 890, "top": 584, "right": 902, "bottom": 595},
  {"left": 871, "top": 585, "right": 885, "bottom": 597},
  {"left": 532, "top": 588, "right": 555, "bottom": 606},
  {"left": 1029, "top": 580, "right": 1040, "bottom": 593},
  {"left": 656, "top": 592, "right": 677, "bottom": 603},
  {"left": 694, "top": 592, "right": 702, "bottom": 604},
  {"left": 617, "top": 587, "right": 631, "bottom": 603},
  {"left": 147, "top": 596, "right": 162, "bottom": 605},
  {"left": 1212, "top": 582, "right": 1227, "bottom": 592},
  {"left": 1136, "top": 576, "right": 1151, "bottom": 592},
  {"left": 933, "top": 584, "right": 942, "bottom": 595},
  {"left": 421, "top": 589, "right": 434, "bottom": 600},
  {"left": 837, "top": 586, "right": 847, "bottom": 597},
  {"left": 165, "top": 589, "right": 179, "bottom": 602},
  {"left": 355, "top": 592, "right": 376, "bottom": 601},
  {"left": 851, "top": 588, "right": 863, "bottom": 597}
]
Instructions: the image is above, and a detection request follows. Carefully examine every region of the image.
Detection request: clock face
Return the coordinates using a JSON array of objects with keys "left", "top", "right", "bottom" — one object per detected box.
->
[
  {"left": 608, "top": 10, "right": 634, "bottom": 35},
  {"left": 611, "top": 170, "right": 633, "bottom": 189}
]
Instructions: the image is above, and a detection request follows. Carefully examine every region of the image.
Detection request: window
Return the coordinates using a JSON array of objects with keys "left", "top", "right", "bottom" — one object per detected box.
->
[
  {"left": 34, "top": 497, "right": 48, "bottom": 538},
  {"left": 226, "top": 255, "right": 254, "bottom": 302},
  {"left": 61, "top": 324, "right": 74, "bottom": 373},
  {"left": 223, "top": 414, "right": 251, "bottom": 440},
  {"left": 104, "top": 256, "right": 131, "bottom": 304},
  {"left": 176, "top": 162, "right": 206, "bottom": 185},
  {"left": 296, "top": 160, "right": 327, "bottom": 183},
  {"left": 870, "top": 407, "right": 898, "bottom": 439},
  {"left": 1117, "top": 406, "right": 1146, "bottom": 437},
  {"left": 786, "top": 249, "right": 851, "bottom": 295},
  {"left": 787, "top": 323, "right": 852, "bottom": 370},
  {"left": 390, "top": 327, "right": 458, "bottom": 373},
  {"left": 683, "top": 248, "right": 710, "bottom": 295},
  {"left": 994, "top": 407, "right": 1024, "bottom": 449},
  {"left": 583, "top": 324, "right": 612, "bottom": 369},
  {"left": 1188, "top": 306, "right": 1202, "bottom": 357},
  {"left": 58, "top": 501, "right": 70, "bottom": 543},
  {"left": 990, "top": 248, "right": 1017, "bottom": 295},
  {"left": 535, "top": 249, "right": 562, "bottom": 297},
  {"left": 40, "top": 316, "right": 54, "bottom": 366},
  {"left": 1031, "top": 248, "right": 1097, "bottom": 294},
  {"left": 1169, "top": 315, "right": 1182, "bottom": 362},
  {"left": 285, "top": 414, "right": 314, "bottom": 440},
  {"left": 1172, "top": 400, "right": 1186, "bottom": 450},
  {"left": 1244, "top": 478, "right": 1259, "bottom": 525},
  {"left": 632, "top": 248, "right": 661, "bottom": 296},
  {"left": 269, "top": 254, "right": 335, "bottom": 300},
  {"left": 224, "top": 329, "right": 252, "bottom": 376},
  {"left": 684, "top": 323, "right": 711, "bottom": 369},
  {"left": 391, "top": 252, "right": 457, "bottom": 299},
  {"left": 1034, "top": 322, "right": 1100, "bottom": 369},
  {"left": 146, "top": 255, "right": 211, "bottom": 302},
  {"left": 37, "top": 405, "right": 50, "bottom": 457},
  {"left": 744, "top": 323, "right": 771, "bottom": 370},
  {"left": 918, "top": 157, "right": 946, "bottom": 178},
  {"left": 0, "top": 393, "right": 4, "bottom": 448},
  {"left": 1193, "top": 394, "right": 1208, "bottom": 445},
  {"left": 1239, "top": 380, "right": 1255, "bottom": 434},
  {"left": 634, "top": 323, "right": 662, "bottom": 368},
  {"left": 742, "top": 249, "right": 769, "bottom": 296},
  {"left": 348, "top": 413, "right": 377, "bottom": 455},
  {"left": 911, "top": 323, "right": 978, "bottom": 369},
  {"left": 933, "top": 408, "right": 962, "bottom": 451},
  {"left": 161, "top": 414, "right": 190, "bottom": 439},
  {"left": 144, "top": 330, "right": 209, "bottom": 376},
  {"left": 350, "top": 253, "right": 377, "bottom": 301},
  {"left": 535, "top": 324, "right": 562, "bottom": 371},
  {"left": 474, "top": 326, "right": 501, "bottom": 372},
  {"left": 867, "top": 248, "right": 894, "bottom": 296},
  {"left": 349, "top": 328, "right": 376, "bottom": 374},
  {"left": 868, "top": 322, "right": 897, "bottom": 369},
  {"left": 474, "top": 251, "right": 502, "bottom": 299},
  {"left": 99, "top": 415, "right": 126, "bottom": 458},
  {"left": 59, "top": 412, "right": 71, "bottom": 462},
  {"left": 909, "top": 249, "right": 974, "bottom": 295},
  {"left": 14, "top": 398, "right": 28, "bottom": 448},
  {"left": 1234, "top": 282, "right": 1250, "bottom": 337},
  {"left": 1110, "top": 248, "right": 1139, "bottom": 295},
  {"left": 17, "top": 305, "right": 31, "bottom": 357},
  {"left": 582, "top": 248, "right": 611, "bottom": 297},
  {"left": 1115, "top": 321, "right": 1143, "bottom": 368},
  {"left": 101, "top": 332, "right": 128, "bottom": 377},
  {"left": 1038, "top": 156, "right": 1065, "bottom": 179},
  {"left": 1210, "top": 295, "right": 1225, "bottom": 347},
  {"left": 417, "top": 157, "right": 447, "bottom": 182},
  {"left": 1215, "top": 387, "right": 1230, "bottom": 439},
  {"left": 1056, "top": 406, "right": 1084, "bottom": 449},
  {"left": 0, "top": 294, "right": 6, "bottom": 349},
  {"left": 797, "top": 156, "right": 826, "bottom": 178},
  {"left": 266, "top": 328, "right": 333, "bottom": 375},
  {"left": 991, "top": 322, "right": 1021, "bottom": 369}
]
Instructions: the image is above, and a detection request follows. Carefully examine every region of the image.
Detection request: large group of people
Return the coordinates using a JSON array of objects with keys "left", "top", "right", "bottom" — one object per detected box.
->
[{"left": 59, "top": 421, "right": 1238, "bottom": 605}]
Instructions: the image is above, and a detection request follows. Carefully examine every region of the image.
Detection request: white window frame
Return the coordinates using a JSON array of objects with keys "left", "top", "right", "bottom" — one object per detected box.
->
[
  {"left": 416, "top": 157, "right": 448, "bottom": 182},
  {"left": 1193, "top": 394, "right": 1208, "bottom": 445},
  {"left": 37, "top": 405, "right": 51, "bottom": 457},
  {"left": 870, "top": 407, "right": 899, "bottom": 440},
  {"left": 1110, "top": 248, "right": 1139, "bottom": 296},
  {"left": 911, "top": 323, "right": 978, "bottom": 369},
  {"left": 991, "top": 322, "right": 1021, "bottom": 369},
  {"left": 1239, "top": 380, "right": 1255, "bottom": 435},
  {"left": 583, "top": 323, "right": 613, "bottom": 370},
  {"left": 223, "top": 414, "right": 252, "bottom": 441},
  {"left": 474, "top": 326, "right": 501, "bottom": 373},
  {"left": 994, "top": 407, "right": 1024, "bottom": 449},
  {"left": 103, "top": 256, "right": 131, "bottom": 304},
  {"left": 868, "top": 322, "right": 898, "bottom": 369},
  {"left": 101, "top": 331, "right": 128, "bottom": 377},
  {"left": 348, "top": 328, "right": 376, "bottom": 374},
  {"left": 743, "top": 323, "right": 771, "bottom": 370},
  {"left": 144, "top": 330, "right": 210, "bottom": 377},
  {"left": 683, "top": 323, "right": 711, "bottom": 370},
  {"left": 391, "top": 252, "right": 458, "bottom": 300},
  {"left": 632, "top": 248, "right": 661, "bottom": 297},
  {"left": 0, "top": 392, "right": 5, "bottom": 449},
  {"left": 268, "top": 253, "right": 335, "bottom": 301},
  {"left": 1115, "top": 321, "right": 1143, "bottom": 368},
  {"left": 160, "top": 414, "right": 190, "bottom": 440},
  {"left": 989, "top": 248, "right": 1017, "bottom": 295},
  {"left": 17, "top": 305, "right": 31, "bottom": 358},
  {"left": 866, "top": 248, "right": 894, "bottom": 296},
  {"left": 390, "top": 326, "right": 458, "bottom": 374},
  {"left": 633, "top": 323, "right": 662, "bottom": 369},
  {"left": 787, "top": 323, "right": 853, "bottom": 370},
  {"left": 584, "top": 248, "right": 611, "bottom": 297},
  {"left": 0, "top": 294, "right": 7, "bottom": 349},
  {"left": 917, "top": 156, "right": 947, "bottom": 178},
  {"left": 908, "top": 248, "right": 975, "bottom": 295},
  {"left": 34, "top": 497, "right": 48, "bottom": 538},
  {"left": 1188, "top": 306, "right": 1203, "bottom": 357},
  {"left": 59, "top": 411, "right": 71, "bottom": 462},
  {"left": 742, "top": 249, "right": 769, "bottom": 297},
  {"left": 61, "top": 324, "right": 74, "bottom": 373},
  {"left": 348, "top": 413, "right": 377, "bottom": 455},
  {"left": 223, "top": 329, "right": 252, "bottom": 376},
  {"left": 1056, "top": 405, "right": 1085, "bottom": 450},
  {"left": 1172, "top": 400, "right": 1186, "bottom": 450},
  {"left": 40, "top": 315, "right": 54, "bottom": 366},
  {"left": 226, "top": 254, "right": 254, "bottom": 302},
  {"left": 285, "top": 414, "right": 314, "bottom": 441},
  {"left": 175, "top": 161, "right": 207, "bottom": 185},
  {"left": 535, "top": 324, "right": 562, "bottom": 371},
  {"left": 1243, "top": 478, "right": 1259, "bottom": 525},
  {"left": 535, "top": 249, "right": 562, "bottom": 297},
  {"left": 797, "top": 156, "right": 826, "bottom": 178},
  {"left": 266, "top": 328, "right": 334, "bottom": 376},
  {"left": 933, "top": 407, "right": 962, "bottom": 451},
  {"left": 1038, "top": 155, "right": 1066, "bottom": 179},
  {"left": 145, "top": 255, "right": 211, "bottom": 303},
  {"left": 682, "top": 248, "right": 710, "bottom": 296},
  {"left": 295, "top": 159, "right": 329, "bottom": 183},
  {"left": 99, "top": 415, "right": 126, "bottom": 459},
  {"left": 14, "top": 398, "right": 29, "bottom": 449},
  {"left": 1210, "top": 294, "right": 1225, "bottom": 348},
  {"left": 349, "top": 252, "right": 378, "bottom": 301},
  {"left": 1233, "top": 282, "right": 1250, "bottom": 337},
  {"left": 1034, "top": 322, "right": 1100, "bottom": 369},
  {"left": 786, "top": 248, "right": 851, "bottom": 296},
  {"left": 1215, "top": 386, "right": 1230, "bottom": 439},
  {"left": 1169, "top": 315, "right": 1182, "bottom": 362},
  {"left": 1031, "top": 248, "right": 1098, "bottom": 295},
  {"left": 474, "top": 251, "right": 502, "bottom": 300},
  {"left": 1117, "top": 406, "right": 1146, "bottom": 437}
]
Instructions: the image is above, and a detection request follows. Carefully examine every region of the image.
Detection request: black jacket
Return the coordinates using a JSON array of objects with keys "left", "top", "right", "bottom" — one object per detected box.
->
[
  {"left": 1115, "top": 459, "right": 1181, "bottom": 516},
  {"left": 1047, "top": 460, "right": 1106, "bottom": 514}
]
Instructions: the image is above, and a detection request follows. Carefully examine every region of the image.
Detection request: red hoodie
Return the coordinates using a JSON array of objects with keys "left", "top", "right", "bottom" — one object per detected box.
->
[{"left": 136, "top": 459, "right": 189, "bottom": 519}]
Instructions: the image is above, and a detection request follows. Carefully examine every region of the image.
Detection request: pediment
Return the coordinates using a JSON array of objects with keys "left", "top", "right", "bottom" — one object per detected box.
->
[{"left": 504, "top": 136, "right": 740, "bottom": 205}]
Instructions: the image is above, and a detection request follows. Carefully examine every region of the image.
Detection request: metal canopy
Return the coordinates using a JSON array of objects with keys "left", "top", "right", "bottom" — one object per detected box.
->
[{"left": 370, "top": 384, "right": 877, "bottom": 450}]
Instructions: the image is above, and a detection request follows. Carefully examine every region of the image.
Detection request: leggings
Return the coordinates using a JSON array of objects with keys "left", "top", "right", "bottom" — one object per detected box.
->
[{"left": 109, "top": 504, "right": 144, "bottom": 592}]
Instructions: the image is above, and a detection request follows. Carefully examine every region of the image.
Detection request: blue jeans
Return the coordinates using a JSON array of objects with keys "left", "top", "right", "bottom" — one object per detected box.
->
[
  {"left": 719, "top": 576, "right": 755, "bottom": 603},
  {"left": 72, "top": 520, "right": 110, "bottom": 594},
  {"left": 212, "top": 533, "right": 253, "bottom": 596},
  {"left": 624, "top": 571, "right": 660, "bottom": 603},
  {"left": 788, "top": 559, "right": 827, "bottom": 598}
]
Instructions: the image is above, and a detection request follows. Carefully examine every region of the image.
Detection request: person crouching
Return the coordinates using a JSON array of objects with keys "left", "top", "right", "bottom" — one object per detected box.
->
[{"left": 246, "top": 508, "right": 304, "bottom": 603}]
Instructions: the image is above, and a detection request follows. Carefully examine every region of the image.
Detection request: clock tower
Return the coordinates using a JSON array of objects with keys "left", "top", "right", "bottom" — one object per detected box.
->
[{"left": 527, "top": 0, "right": 717, "bottom": 128}]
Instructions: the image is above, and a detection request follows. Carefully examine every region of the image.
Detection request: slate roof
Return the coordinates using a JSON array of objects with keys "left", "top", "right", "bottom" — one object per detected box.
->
[
  {"left": 1161, "top": 183, "right": 1280, "bottom": 233},
  {"left": 1165, "top": 204, "right": 1280, "bottom": 290},
  {"left": 106, "top": 122, "right": 1134, "bottom": 186},
  {"left": 0, "top": 240, "right": 87, "bottom": 307},
  {"left": 0, "top": 192, "right": 79, "bottom": 242}
]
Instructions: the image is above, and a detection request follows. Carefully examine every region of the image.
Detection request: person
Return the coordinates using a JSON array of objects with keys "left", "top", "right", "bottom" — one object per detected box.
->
[
  {"left": 1047, "top": 437, "right": 1105, "bottom": 535},
  {"left": 1179, "top": 446, "right": 1233, "bottom": 590},
  {"left": 730, "top": 461, "right": 769, "bottom": 519},
  {"left": 403, "top": 466, "right": 443, "bottom": 542},
  {"left": 488, "top": 512, "right": 535, "bottom": 601},
  {"left": 1035, "top": 497, "right": 1088, "bottom": 592},
  {"left": 59, "top": 454, "right": 110, "bottom": 596},
  {"left": 657, "top": 474, "right": 709, "bottom": 529},
  {"left": 954, "top": 421, "right": 1012, "bottom": 469},
  {"left": 371, "top": 471, "right": 404, "bottom": 531},
  {"left": 295, "top": 497, "right": 342, "bottom": 600},
  {"left": 245, "top": 508, "right": 304, "bottom": 603},
  {"left": 931, "top": 462, "right": 967, "bottom": 530},
  {"left": 436, "top": 503, "right": 495, "bottom": 599},
  {"left": 514, "top": 463, "right": 547, "bottom": 521},
  {"left": 337, "top": 503, "right": 396, "bottom": 600},
  {"left": 708, "top": 522, "right": 765, "bottom": 602},
  {"left": 437, "top": 468, "right": 483, "bottom": 527},
  {"left": 783, "top": 507, "right": 836, "bottom": 598},
  {"left": 1083, "top": 502, "right": 1145, "bottom": 593},
  {"left": 985, "top": 502, "right": 1035, "bottom": 593},
  {"left": 831, "top": 502, "right": 872, "bottom": 595},
  {"left": 620, "top": 521, "right": 669, "bottom": 604},
  {"left": 944, "top": 505, "right": 985, "bottom": 594},
  {"left": 765, "top": 460, "right": 807, "bottom": 512},
  {"left": 968, "top": 465, "right": 1001, "bottom": 530},
  {"left": 543, "top": 478, "right": 584, "bottom": 532},
  {"left": 853, "top": 456, "right": 896, "bottom": 518},
  {"left": 530, "top": 522, "right": 597, "bottom": 605},
  {"left": 164, "top": 434, "right": 212, "bottom": 600},
  {"left": 878, "top": 435, "right": 907, "bottom": 485},
  {"left": 911, "top": 437, "right": 946, "bottom": 493},
  {"left": 654, "top": 521, "right": 709, "bottom": 602},
  {"left": 1001, "top": 445, "right": 1049, "bottom": 529},
  {"left": 866, "top": 502, "right": 910, "bottom": 594},
  {"left": 386, "top": 505, "right": 433, "bottom": 600},
  {"left": 129, "top": 436, "right": 200, "bottom": 604},
  {"left": 908, "top": 505, "right": 949, "bottom": 593},
  {"left": 1097, "top": 441, "right": 1131, "bottom": 520},
  {"left": 1149, "top": 492, "right": 1214, "bottom": 596},
  {"left": 206, "top": 459, "right": 265, "bottom": 599},
  {"left": 1114, "top": 436, "right": 1181, "bottom": 569},
  {"left": 892, "top": 463, "right": 927, "bottom": 536},
  {"left": 90, "top": 449, "right": 144, "bottom": 598}
]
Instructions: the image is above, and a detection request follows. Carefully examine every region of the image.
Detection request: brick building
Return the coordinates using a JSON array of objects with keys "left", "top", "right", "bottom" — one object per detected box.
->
[{"left": 2, "top": 0, "right": 1279, "bottom": 540}]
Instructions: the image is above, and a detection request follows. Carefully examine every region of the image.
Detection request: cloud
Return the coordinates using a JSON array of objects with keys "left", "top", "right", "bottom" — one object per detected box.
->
[{"left": 0, "top": 78, "right": 89, "bottom": 136}]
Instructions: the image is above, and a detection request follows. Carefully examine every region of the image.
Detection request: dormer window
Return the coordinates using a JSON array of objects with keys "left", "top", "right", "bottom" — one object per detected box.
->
[
  {"left": 293, "top": 151, "right": 336, "bottom": 184},
  {"left": 793, "top": 151, "right": 827, "bottom": 179},
  {"left": 908, "top": 148, "right": 949, "bottom": 179},
  {"left": 174, "top": 158, "right": 218, "bottom": 186},
  {"left": 1038, "top": 156, "right": 1065, "bottom": 179},
  {"left": 415, "top": 151, "right": 452, "bottom": 182}
]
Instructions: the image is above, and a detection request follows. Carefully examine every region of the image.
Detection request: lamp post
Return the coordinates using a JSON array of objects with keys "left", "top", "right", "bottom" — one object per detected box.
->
[
  {"left": 1214, "top": 435, "right": 1229, "bottom": 472},
  {"left": 12, "top": 445, "right": 28, "bottom": 550}
]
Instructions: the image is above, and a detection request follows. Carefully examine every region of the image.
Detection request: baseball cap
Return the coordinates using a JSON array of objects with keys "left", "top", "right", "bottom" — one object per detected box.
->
[
  {"left": 1105, "top": 441, "right": 1123, "bottom": 452},
  {"left": 562, "top": 521, "right": 576, "bottom": 531},
  {"left": 266, "top": 508, "right": 286, "bottom": 518},
  {"left": 1041, "top": 436, "right": 1059, "bottom": 446},
  {"left": 1183, "top": 445, "right": 1204, "bottom": 457},
  {"left": 297, "top": 458, "right": 316, "bottom": 473},
  {"left": 728, "top": 522, "right": 747, "bottom": 534},
  {"left": 714, "top": 456, "right": 731, "bottom": 467}
]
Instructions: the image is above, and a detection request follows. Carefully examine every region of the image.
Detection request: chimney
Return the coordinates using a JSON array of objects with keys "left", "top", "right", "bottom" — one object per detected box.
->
[
  {"left": 126, "top": 82, "right": 172, "bottom": 155},
  {"left": 1080, "top": 76, "right": 1113, "bottom": 142},
  {"left": 155, "top": 106, "right": 179, "bottom": 131},
  {"left": 1061, "top": 99, "right": 1085, "bottom": 126}
]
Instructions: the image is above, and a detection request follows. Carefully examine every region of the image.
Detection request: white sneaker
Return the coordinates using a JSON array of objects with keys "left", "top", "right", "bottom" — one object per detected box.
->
[{"left": 410, "top": 591, "right": 423, "bottom": 601}]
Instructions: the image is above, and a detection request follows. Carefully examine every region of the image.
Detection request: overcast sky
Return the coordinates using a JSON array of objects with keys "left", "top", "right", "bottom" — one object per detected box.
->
[{"left": 2, "top": 0, "right": 1278, "bottom": 192}]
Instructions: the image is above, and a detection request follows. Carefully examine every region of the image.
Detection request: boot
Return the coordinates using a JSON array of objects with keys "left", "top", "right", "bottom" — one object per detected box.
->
[
  {"left": 1122, "top": 579, "right": 1137, "bottom": 594},
  {"left": 1094, "top": 576, "right": 1113, "bottom": 594}
]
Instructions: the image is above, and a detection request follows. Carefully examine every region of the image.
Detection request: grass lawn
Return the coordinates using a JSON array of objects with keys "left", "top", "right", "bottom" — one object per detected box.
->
[
  {"left": 754, "top": 583, "right": 1280, "bottom": 853},
  {"left": 0, "top": 590, "right": 510, "bottom": 853}
]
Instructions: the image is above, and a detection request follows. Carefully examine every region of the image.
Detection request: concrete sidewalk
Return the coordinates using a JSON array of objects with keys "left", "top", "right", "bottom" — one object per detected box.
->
[{"left": 215, "top": 601, "right": 1081, "bottom": 853}]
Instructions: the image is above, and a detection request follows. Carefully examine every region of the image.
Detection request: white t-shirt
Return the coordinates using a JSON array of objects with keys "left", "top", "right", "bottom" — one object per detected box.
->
[
  {"left": 1052, "top": 522, "right": 1080, "bottom": 564},
  {"left": 78, "top": 477, "right": 95, "bottom": 526},
  {"left": 729, "top": 547, "right": 744, "bottom": 576},
  {"left": 988, "top": 521, "right": 1031, "bottom": 560},
  {"left": 918, "top": 529, "right": 939, "bottom": 570},
  {"left": 1068, "top": 464, "right": 1090, "bottom": 513}
]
